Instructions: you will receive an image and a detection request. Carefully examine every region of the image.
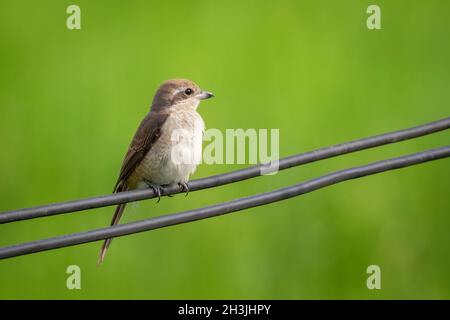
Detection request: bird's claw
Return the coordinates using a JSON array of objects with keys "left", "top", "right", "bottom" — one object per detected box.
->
[
  {"left": 145, "top": 181, "right": 162, "bottom": 203},
  {"left": 178, "top": 182, "right": 189, "bottom": 197}
]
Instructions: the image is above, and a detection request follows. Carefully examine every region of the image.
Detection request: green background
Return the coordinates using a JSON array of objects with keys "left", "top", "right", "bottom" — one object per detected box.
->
[{"left": 0, "top": 0, "right": 449, "bottom": 299}]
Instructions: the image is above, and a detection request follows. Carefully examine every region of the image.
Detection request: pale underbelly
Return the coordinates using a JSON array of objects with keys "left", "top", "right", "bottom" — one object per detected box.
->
[{"left": 128, "top": 134, "right": 202, "bottom": 188}]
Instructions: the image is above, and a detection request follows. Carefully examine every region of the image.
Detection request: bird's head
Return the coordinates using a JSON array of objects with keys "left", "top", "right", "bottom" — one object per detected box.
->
[{"left": 151, "top": 79, "right": 214, "bottom": 111}]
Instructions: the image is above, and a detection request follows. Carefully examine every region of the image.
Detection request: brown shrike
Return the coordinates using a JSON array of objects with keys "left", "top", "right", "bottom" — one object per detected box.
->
[{"left": 98, "top": 79, "right": 214, "bottom": 264}]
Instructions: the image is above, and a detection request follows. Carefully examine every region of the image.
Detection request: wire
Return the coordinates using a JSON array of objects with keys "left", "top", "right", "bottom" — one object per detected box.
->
[
  {"left": 1, "top": 117, "right": 449, "bottom": 224},
  {"left": 0, "top": 146, "right": 448, "bottom": 260}
]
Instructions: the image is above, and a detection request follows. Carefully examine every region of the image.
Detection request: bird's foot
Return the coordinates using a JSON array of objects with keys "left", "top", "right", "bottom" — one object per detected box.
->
[
  {"left": 178, "top": 182, "right": 190, "bottom": 197},
  {"left": 145, "top": 181, "right": 162, "bottom": 203}
]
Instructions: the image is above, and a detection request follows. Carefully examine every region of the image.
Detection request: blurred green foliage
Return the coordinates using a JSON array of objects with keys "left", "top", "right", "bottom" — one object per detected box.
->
[{"left": 0, "top": 0, "right": 449, "bottom": 299}]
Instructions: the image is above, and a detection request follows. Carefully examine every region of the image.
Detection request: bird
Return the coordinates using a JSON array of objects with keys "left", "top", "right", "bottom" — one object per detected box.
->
[{"left": 98, "top": 79, "right": 214, "bottom": 264}]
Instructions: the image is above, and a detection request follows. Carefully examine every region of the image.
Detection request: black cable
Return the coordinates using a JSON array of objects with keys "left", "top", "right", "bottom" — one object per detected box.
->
[
  {"left": 0, "top": 146, "right": 448, "bottom": 260},
  {"left": 1, "top": 117, "right": 449, "bottom": 224}
]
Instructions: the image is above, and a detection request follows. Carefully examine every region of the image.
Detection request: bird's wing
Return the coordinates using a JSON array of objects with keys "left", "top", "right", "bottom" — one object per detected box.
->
[{"left": 113, "top": 111, "right": 169, "bottom": 192}]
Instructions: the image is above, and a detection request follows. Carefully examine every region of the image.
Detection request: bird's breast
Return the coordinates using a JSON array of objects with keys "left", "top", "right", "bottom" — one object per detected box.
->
[{"left": 131, "top": 110, "right": 205, "bottom": 187}]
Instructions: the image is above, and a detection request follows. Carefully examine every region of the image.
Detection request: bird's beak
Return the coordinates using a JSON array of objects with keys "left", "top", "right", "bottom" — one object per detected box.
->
[{"left": 197, "top": 91, "right": 214, "bottom": 100}]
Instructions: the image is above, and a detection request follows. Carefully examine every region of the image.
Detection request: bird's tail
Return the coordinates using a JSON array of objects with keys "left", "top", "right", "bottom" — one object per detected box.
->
[{"left": 98, "top": 185, "right": 127, "bottom": 265}]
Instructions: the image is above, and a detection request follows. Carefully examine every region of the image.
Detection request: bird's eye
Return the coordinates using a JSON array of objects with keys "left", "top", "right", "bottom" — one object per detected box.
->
[{"left": 184, "top": 88, "right": 193, "bottom": 95}]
